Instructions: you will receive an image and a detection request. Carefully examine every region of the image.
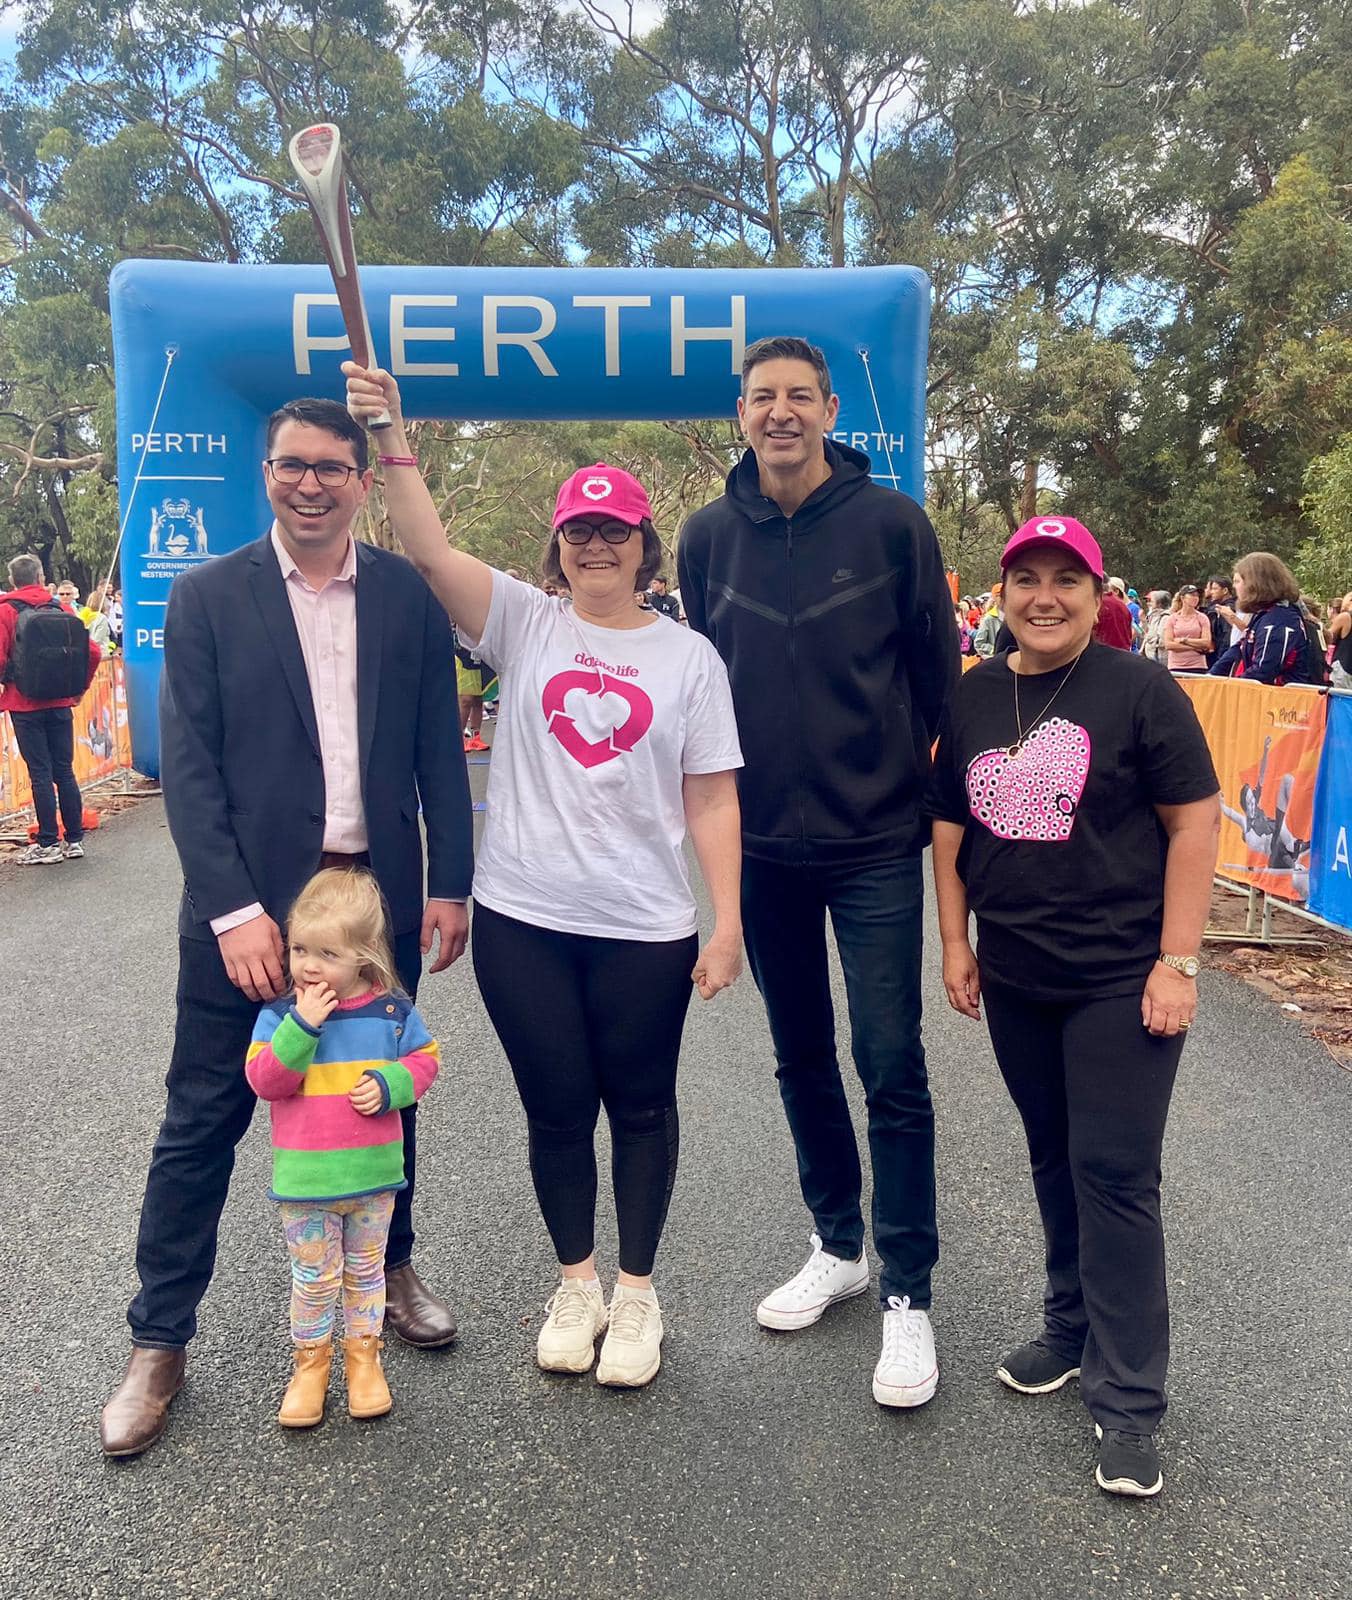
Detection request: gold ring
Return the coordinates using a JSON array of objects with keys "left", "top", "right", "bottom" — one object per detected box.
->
[{"left": 1179, "top": 1020, "right": 1191, "bottom": 1030}]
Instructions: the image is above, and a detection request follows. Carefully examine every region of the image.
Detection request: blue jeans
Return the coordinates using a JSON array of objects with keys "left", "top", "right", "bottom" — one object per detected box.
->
[
  {"left": 128, "top": 929, "right": 424, "bottom": 1349},
  {"left": 741, "top": 855, "right": 937, "bottom": 1307},
  {"left": 10, "top": 706, "right": 83, "bottom": 847}
]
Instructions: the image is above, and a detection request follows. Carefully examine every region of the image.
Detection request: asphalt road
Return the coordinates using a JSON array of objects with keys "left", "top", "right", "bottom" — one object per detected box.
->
[{"left": 2, "top": 780, "right": 1350, "bottom": 1600}]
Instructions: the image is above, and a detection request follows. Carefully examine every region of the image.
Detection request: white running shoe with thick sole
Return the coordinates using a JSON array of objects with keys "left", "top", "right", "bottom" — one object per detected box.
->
[
  {"left": 596, "top": 1288, "right": 663, "bottom": 1387},
  {"left": 756, "top": 1233, "right": 870, "bottom": 1331},
  {"left": 536, "top": 1279, "right": 608, "bottom": 1374},
  {"left": 872, "top": 1295, "right": 939, "bottom": 1408}
]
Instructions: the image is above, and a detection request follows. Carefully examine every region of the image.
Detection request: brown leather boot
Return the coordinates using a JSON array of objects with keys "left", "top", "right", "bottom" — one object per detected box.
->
[
  {"left": 278, "top": 1340, "right": 332, "bottom": 1429},
  {"left": 100, "top": 1347, "right": 187, "bottom": 1458},
  {"left": 342, "top": 1335, "right": 392, "bottom": 1418},
  {"left": 383, "top": 1263, "right": 457, "bottom": 1349}
]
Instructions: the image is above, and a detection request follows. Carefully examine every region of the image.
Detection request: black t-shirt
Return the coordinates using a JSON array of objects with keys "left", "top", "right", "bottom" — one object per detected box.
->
[{"left": 924, "top": 643, "right": 1218, "bottom": 1001}]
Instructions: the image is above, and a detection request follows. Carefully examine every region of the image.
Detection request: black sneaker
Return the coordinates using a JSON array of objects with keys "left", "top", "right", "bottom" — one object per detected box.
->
[
  {"left": 1095, "top": 1426, "right": 1163, "bottom": 1497},
  {"left": 996, "top": 1337, "right": 1081, "bottom": 1395}
]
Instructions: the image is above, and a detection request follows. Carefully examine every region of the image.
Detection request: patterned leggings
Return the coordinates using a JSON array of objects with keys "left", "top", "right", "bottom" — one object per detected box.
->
[{"left": 278, "top": 1191, "right": 397, "bottom": 1343}]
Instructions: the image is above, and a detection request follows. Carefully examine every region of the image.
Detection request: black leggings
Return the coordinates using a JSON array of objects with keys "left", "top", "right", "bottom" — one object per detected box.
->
[
  {"left": 981, "top": 977, "right": 1184, "bottom": 1435},
  {"left": 472, "top": 904, "right": 699, "bottom": 1277}
]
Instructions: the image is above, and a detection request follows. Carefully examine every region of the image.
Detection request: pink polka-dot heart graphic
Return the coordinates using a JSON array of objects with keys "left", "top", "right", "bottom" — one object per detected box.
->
[{"left": 965, "top": 717, "right": 1090, "bottom": 842}]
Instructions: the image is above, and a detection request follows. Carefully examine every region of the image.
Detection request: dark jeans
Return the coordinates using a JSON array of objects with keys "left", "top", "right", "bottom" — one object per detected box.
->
[
  {"left": 128, "top": 928, "right": 424, "bottom": 1349},
  {"left": 472, "top": 904, "right": 697, "bottom": 1278},
  {"left": 11, "top": 706, "right": 83, "bottom": 847},
  {"left": 741, "top": 855, "right": 936, "bottom": 1308},
  {"left": 981, "top": 978, "right": 1184, "bottom": 1435}
]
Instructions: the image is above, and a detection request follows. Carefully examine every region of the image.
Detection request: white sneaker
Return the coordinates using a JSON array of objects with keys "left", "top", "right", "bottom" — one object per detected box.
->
[
  {"left": 16, "top": 843, "right": 62, "bottom": 866},
  {"left": 756, "top": 1233, "right": 870, "bottom": 1330},
  {"left": 60, "top": 839, "right": 85, "bottom": 860},
  {"left": 872, "top": 1295, "right": 939, "bottom": 1408},
  {"left": 596, "top": 1287, "right": 663, "bottom": 1387},
  {"left": 536, "top": 1279, "right": 608, "bottom": 1373}
]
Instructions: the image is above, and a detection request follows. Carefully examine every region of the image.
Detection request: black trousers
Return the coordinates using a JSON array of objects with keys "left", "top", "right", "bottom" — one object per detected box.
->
[
  {"left": 741, "top": 855, "right": 936, "bottom": 1308},
  {"left": 11, "top": 706, "right": 83, "bottom": 847},
  {"left": 981, "top": 977, "right": 1184, "bottom": 1435},
  {"left": 472, "top": 904, "right": 698, "bottom": 1278},
  {"left": 127, "top": 929, "right": 423, "bottom": 1349}
]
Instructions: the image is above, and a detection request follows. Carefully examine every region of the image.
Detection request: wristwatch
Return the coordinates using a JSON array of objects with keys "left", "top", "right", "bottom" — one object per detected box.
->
[{"left": 1158, "top": 952, "right": 1200, "bottom": 979}]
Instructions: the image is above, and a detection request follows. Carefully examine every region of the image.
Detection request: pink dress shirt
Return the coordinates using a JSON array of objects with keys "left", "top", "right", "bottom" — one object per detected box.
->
[
  {"left": 272, "top": 526, "right": 367, "bottom": 854},
  {"left": 210, "top": 528, "right": 364, "bottom": 934}
]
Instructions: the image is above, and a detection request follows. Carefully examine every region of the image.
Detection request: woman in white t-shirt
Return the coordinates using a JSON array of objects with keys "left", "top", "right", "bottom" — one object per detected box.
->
[{"left": 345, "top": 362, "right": 744, "bottom": 1389}]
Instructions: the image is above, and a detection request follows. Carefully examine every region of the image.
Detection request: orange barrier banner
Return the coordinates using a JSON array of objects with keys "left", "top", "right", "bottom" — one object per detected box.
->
[
  {"left": 0, "top": 657, "right": 133, "bottom": 820},
  {"left": 1177, "top": 676, "right": 1326, "bottom": 902}
]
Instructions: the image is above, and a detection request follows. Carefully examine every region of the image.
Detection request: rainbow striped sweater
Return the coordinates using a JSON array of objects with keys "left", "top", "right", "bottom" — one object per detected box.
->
[{"left": 245, "top": 989, "right": 440, "bottom": 1203}]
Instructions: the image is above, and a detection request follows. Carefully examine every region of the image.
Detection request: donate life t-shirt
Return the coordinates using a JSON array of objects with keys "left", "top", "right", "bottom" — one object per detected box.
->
[
  {"left": 924, "top": 643, "right": 1218, "bottom": 1000},
  {"left": 468, "top": 572, "right": 744, "bottom": 941}
]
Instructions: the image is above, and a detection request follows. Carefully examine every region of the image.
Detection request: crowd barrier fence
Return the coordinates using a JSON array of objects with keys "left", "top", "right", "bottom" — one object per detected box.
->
[{"left": 0, "top": 657, "right": 135, "bottom": 825}]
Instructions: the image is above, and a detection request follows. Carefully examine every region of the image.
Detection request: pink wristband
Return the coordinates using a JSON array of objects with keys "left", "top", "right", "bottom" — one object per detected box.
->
[{"left": 377, "top": 453, "right": 418, "bottom": 467}]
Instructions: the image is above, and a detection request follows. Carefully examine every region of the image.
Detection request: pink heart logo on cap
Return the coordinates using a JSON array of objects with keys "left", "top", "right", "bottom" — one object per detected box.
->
[
  {"left": 541, "top": 669, "right": 654, "bottom": 769},
  {"left": 965, "top": 717, "right": 1090, "bottom": 842}
]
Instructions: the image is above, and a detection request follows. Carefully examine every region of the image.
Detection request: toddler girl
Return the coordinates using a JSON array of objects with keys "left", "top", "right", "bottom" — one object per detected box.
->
[{"left": 245, "top": 867, "right": 440, "bottom": 1428}]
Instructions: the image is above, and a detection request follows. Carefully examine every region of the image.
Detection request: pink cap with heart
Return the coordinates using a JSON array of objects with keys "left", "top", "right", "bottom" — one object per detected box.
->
[
  {"left": 1001, "top": 516, "right": 1104, "bottom": 579},
  {"left": 554, "top": 463, "right": 653, "bottom": 529}
]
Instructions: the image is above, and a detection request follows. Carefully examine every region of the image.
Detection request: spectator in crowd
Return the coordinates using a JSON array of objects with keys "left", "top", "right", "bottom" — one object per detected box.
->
[
  {"left": 679, "top": 333, "right": 956, "bottom": 1410},
  {"left": 1202, "top": 576, "right": 1244, "bottom": 653},
  {"left": 926, "top": 514, "right": 1220, "bottom": 1499},
  {"left": 0, "top": 554, "right": 102, "bottom": 865},
  {"left": 100, "top": 395, "right": 472, "bottom": 1460},
  {"left": 972, "top": 586, "right": 1005, "bottom": 658},
  {"left": 1140, "top": 591, "right": 1171, "bottom": 663},
  {"left": 955, "top": 603, "right": 975, "bottom": 656},
  {"left": 1209, "top": 553, "right": 1309, "bottom": 684},
  {"left": 647, "top": 575, "right": 682, "bottom": 622},
  {"left": 1095, "top": 579, "right": 1135, "bottom": 650},
  {"left": 105, "top": 586, "right": 124, "bottom": 648},
  {"left": 455, "top": 631, "right": 489, "bottom": 752},
  {"left": 81, "top": 585, "right": 113, "bottom": 651},
  {"left": 1125, "top": 587, "right": 1142, "bottom": 634},
  {"left": 1328, "top": 592, "right": 1352, "bottom": 690},
  {"left": 1162, "top": 585, "right": 1213, "bottom": 673}
]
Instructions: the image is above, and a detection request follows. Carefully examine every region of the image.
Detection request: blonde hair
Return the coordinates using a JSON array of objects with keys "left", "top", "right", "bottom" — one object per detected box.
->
[{"left": 287, "top": 868, "right": 401, "bottom": 996}]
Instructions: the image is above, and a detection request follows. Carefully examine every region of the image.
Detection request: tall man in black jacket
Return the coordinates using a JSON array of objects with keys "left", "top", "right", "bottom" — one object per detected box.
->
[
  {"left": 101, "top": 398, "right": 473, "bottom": 1457},
  {"left": 679, "top": 337, "right": 957, "bottom": 1407}
]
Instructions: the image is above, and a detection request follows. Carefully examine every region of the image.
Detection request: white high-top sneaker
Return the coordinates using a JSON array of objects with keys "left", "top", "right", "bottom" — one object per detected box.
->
[
  {"left": 872, "top": 1294, "right": 938, "bottom": 1408},
  {"left": 756, "top": 1233, "right": 870, "bottom": 1330},
  {"left": 536, "top": 1279, "right": 608, "bottom": 1373}
]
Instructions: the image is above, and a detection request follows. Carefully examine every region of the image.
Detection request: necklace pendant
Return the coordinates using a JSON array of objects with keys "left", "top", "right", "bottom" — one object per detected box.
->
[{"left": 1006, "top": 741, "right": 1023, "bottom": 759}]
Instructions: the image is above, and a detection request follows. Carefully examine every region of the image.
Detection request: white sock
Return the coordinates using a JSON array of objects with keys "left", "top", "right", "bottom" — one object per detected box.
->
[{"left": 614, "top": 1283, "right": 657, "bottom": 1301}]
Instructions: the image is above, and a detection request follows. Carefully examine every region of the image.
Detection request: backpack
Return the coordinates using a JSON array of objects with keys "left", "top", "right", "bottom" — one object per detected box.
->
[
  {"left": 1302, "top": 616, "right": 1329, "bottom": 688},
  {"left": 2, "top": 598, "right": 90, "bottom": 700}
]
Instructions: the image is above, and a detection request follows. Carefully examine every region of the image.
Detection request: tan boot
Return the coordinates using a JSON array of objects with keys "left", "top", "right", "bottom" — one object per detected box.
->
[
  {"left": 278, "top": 1340, "right": 332, "bottom": 1429},
  {"left": 342, "top": 1335, "right": 392, "bottom": 1419}
]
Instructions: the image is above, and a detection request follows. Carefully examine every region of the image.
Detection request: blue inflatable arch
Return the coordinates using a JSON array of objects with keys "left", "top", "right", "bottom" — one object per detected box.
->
[{"left": 110, "top": 261, "right": 931, "bottom": 776}]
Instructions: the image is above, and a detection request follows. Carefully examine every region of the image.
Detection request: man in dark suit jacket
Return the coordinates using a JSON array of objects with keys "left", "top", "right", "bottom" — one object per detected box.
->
[{"left": 101, "top": 397, "right": 473, "bottom": 1457}]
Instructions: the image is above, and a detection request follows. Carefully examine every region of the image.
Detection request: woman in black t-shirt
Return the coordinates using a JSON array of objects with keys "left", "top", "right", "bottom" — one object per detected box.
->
[{"left": 925, "top": 515, "right": 1220, "bottom": 1501}]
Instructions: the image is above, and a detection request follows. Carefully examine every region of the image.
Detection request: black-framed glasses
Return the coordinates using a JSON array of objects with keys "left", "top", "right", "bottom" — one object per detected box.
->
[
  {"left": 559, "top": 519, "right": 636, "bottom": 545},
  {"left": 266, "top": 457, "right": 359, "bottom": 488}
]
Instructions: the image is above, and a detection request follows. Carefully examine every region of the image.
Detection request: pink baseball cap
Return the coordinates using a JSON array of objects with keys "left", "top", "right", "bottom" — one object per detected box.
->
[
  {"left": 1001, "top": 515, "right": 1104, "bottom": 579},
  {"left": 554, "top": 463, "right": 653, "bottom": 529}
]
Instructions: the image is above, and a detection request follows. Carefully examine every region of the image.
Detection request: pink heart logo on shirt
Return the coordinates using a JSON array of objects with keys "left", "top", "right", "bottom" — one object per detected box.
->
[
  {"left": 965, "top": 716, "right": 1091, "bottom": 842},
  {"left": 541, "top": 669, "right": 654, "bottom": 769}
]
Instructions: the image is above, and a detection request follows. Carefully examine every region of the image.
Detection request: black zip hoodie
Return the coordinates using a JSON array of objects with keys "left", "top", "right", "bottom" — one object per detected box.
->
[{"left": 678, "top": 441, "right": 958, "bottom": 865}]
